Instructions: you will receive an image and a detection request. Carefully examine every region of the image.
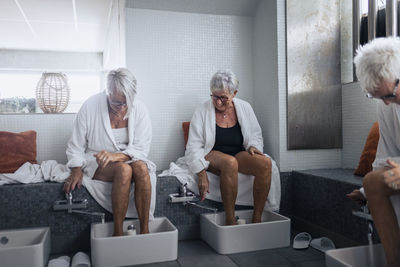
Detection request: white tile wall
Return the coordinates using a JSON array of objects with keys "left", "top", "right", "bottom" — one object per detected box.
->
[
  {"left": 276, "top": 0, "right": 342, "bottom": 171},
  {"left": 125, "top": 8, "right": 254, "bottom": 170},
  {"left": 0, "top": 114, "right": 75, "bottom": 164},
  {"left": 342, "top": 82, "right": 377, "bottom": 169},
  {"left": 253, "top": 0, "right": 280, "bottom": 164}
]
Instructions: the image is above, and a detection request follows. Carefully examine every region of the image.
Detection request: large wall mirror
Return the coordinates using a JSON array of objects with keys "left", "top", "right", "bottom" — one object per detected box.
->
[{"left": 286, "top": 0, "right": 342, "bottom": 149}]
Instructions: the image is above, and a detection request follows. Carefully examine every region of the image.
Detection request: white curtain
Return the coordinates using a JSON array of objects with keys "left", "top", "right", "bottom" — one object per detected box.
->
[{"left": 103, "top": 0, "right": 126, "bottom": 71}]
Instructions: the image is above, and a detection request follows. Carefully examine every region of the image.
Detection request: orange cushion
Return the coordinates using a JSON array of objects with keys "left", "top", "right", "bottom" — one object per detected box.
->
[
  {"left": 354, "top": 122, "right": 379, "bottom": 177},
  {"left": 0, "top": 130, "right": 37, "bottom": 173},
  {"left": 182, "top": 122, "right": 190, "bottom": 148}
]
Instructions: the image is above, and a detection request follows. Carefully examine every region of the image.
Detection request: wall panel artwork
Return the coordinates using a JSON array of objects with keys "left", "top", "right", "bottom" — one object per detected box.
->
[{"left": 286, "top": 0, "right": 342, "bottom": 149}]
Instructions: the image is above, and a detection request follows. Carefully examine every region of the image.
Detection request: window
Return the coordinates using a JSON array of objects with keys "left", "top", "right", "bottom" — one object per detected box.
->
[{"left": 0, "top": 71, "right": 102, "bottom": 113}]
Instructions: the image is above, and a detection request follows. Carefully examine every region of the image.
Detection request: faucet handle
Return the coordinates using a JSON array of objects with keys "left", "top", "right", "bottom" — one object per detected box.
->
[
  {"left": 65, "top": 192, "right": 72, "bottom": 204},
  {"left": 180, "top": 183, "right": 187, "bottom": 197}
]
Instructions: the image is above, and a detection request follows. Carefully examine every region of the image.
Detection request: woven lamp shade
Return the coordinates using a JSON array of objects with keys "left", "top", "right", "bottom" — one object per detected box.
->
[{"left": 36, "top": 72, "right": 70, "bottom": 113}]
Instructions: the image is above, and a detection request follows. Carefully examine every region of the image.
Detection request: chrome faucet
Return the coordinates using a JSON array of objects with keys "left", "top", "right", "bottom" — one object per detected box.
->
[
  {"left": 352, "top": 204, "right": 375, "bottom": 244},
  {"left": 183, "top": 201, "right": 218, "bottom": 213},
  {"left": 53, "top": 191, "right": 88, "bottom": 212},
  {"left": 53, "top": 191, "right": 105, "bottom": 223},
  {"left": 69, "top": 209, "right": 105, "bottom": 224},
  {"left": 352, "top": 205, "right": 372, "bottom": 221}
]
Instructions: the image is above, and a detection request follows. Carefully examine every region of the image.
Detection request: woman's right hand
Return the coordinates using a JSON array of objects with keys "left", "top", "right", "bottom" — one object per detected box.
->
[
  {"left": 197, "top": 170, "right": 209, "bottom": 201},
  {"left": 63, "top": 167, "right": 83, "bottom": 193}
]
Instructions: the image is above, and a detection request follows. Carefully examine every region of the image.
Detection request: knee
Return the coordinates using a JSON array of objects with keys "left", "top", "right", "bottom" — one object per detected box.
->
[
  {"left": 363, "top": 171, "right": 387, "bottom": 197},
  {"left": 114, "top": 162, "right": 132, "bottom": 185},
  {"left": 255, "top": 157, "right": 272, "bottom": 177},
  {"left": 221, "top": 156, "right": 238, "bottom": 173},
  {"left": 132, "top": 161, "right": 149, "bottom": 183}
]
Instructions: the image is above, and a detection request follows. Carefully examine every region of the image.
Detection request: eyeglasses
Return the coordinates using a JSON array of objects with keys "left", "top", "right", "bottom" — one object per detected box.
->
[
  {"left": 210, "top": 94, "right": 229, "bottom": 103},
  {"left": 366, "top": 79, "right": 399, "bottom": 100},
  {"left": 108, "top": 96, "right": 127, "bottom": 108}
]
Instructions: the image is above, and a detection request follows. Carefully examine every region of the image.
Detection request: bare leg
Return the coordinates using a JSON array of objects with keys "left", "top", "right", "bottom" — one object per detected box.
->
[
  {"left": 235, "top": 151, "right": 272, "bottom": 223},
  {"left": 93, "top": 162, "right": 132, "bottom": 236},
  {"left": 364, "top": 170, "right": 400, "bottom": 267},
  {"left": 206, "top": 151, "right": 238, "bottom": 225},
  {"left": 130, "top": 161, "right": 151, "bottom": 234}
]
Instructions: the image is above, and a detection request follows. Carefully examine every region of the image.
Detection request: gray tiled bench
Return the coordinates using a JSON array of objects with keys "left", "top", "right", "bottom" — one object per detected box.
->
[
  {"left": 284, "top": 169, "right": 372, "bottom": 248},
  {"left": 0, "top": 168, "right": 369, "bottom": 255}
]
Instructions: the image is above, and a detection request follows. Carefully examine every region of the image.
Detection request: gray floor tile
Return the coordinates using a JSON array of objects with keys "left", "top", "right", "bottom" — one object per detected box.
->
[
  {"left": 178, "top": 240, "right": 216, "bottom": 257},
  {"left": 132, "top": 260, "right": 181, "bottom": 267},
  {"left": 275, "top": 247, "right": 324, "bottom": 263},
  {"left": 178, "top": 254, "right": 238, "bottom": 267},
  {"left": 228, "top": 250, "right": 292, "bottom": 267}
]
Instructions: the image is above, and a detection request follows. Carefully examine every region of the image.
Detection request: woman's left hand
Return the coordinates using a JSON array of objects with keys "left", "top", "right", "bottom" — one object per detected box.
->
[
  {"left": 94, "top": 150, "right": 116, "bottom": 168},
  {"left": 247, "top": 146, "right": 263, "bottom": 156},
  {"left": 384, "top": 159, "right": 400, "bottom": 190}
]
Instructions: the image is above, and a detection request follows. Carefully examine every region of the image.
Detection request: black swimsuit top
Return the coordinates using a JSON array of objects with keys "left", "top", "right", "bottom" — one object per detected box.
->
[{"left": 212, "top": 122, "right": 245, "bottom": 156}]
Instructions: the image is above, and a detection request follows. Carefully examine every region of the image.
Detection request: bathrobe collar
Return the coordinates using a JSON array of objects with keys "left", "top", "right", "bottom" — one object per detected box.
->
[
  {"left": 205, "top": 97, "right": 249, "bottom": 148},
  {"left": 100, "top": 91, "right": 137, "bottom": 151}
]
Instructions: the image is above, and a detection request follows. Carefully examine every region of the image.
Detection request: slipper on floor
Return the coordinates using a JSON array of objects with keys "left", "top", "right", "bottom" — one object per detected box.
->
[
  {"left": 71, "top": 251, "right": 91, "bottom": 267},
  {"left": 310, "top": 237, "right": 336, "bottom": 252},
  {"left": 47, "top": 255, "right": 70, "bottom": 267},
  {"left": 293, "top": 232, "right": 312, "bottom": 249}
]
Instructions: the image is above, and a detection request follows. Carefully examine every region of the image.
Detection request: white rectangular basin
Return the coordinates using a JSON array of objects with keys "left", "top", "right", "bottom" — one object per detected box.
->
[
  {"left": 201, "top": 209, "right": 291, "bottom": 254},
  {"left": 326, "top": 244, "right": 386, "bottom": 267},
  {"left": 0, "top": 227, "right": 51, "bottom": 267},
  {"left": 91, "top": 217, "right": 178, "bottom": 267}
]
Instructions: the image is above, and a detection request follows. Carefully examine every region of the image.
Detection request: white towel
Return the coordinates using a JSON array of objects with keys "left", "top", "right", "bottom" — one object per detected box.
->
[
  {"left": 159, "top": 156, "right": 281, "bottom": 211},
  {"left": 0, "top": 160, "right": 156, "bottom": 219},
  {"left": 0, "top": 160, "right": 69, "bottom": 185}
]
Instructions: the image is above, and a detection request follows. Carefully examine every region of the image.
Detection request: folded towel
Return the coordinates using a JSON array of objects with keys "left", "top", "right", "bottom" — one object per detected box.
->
[
  {"left": 47, "top": 255, "right": 70, "bottom": 267},
  {"left": 71, "top": 252, "right": 91, "bottom": 267}
]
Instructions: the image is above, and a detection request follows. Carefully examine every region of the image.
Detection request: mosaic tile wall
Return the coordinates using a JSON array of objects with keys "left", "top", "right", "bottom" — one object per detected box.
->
[
  {"left": 125, "top": 8, "right": 254, "bottom": 170},
  {"left": 341, "top": 82, "right": 377, "bottom": 169},
  {"left": 0, "top": 114, "right": 75, "bottom": 164}
]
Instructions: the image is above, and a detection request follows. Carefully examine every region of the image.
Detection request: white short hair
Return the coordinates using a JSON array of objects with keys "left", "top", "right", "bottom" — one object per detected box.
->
[
  {"left": 107, "top": 68, "right": 137, "bottom": 120},
  {"left": 210, "top": 70, "right": 239, "bottom": 94},
  {"left": 354, "top": 37, "right": 400, "bottom": 94}
]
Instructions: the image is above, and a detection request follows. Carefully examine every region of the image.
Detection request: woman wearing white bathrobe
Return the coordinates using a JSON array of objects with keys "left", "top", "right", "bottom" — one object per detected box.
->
[
  {"left": 64, "top": 68, "right": 152, "bottom": 236},
  {"left": 185, "top": 70, "right": 272, "bottom": 225}
]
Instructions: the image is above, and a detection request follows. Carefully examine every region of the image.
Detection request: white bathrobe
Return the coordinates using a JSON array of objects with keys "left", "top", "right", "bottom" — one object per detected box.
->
[
  {"left": 67, "top": 91, "right": 157, "bottom": 219},
  {"left": 370, "top": 101, "right": 400, "bottom": 226},
  {"left": 161, "top": 98, "right": 281, "bottom": 211}
]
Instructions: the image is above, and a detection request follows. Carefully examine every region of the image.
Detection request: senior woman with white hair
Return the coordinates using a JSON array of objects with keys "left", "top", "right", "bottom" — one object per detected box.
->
[
  {"left": 347, "top": 37, "right": 400, "bottom": 267},
  {"left": 63, "top": 68, "right": 154, "bottom": 236},
  {"left": 185, "top": 70, "right": 273, "bottom": 225}
]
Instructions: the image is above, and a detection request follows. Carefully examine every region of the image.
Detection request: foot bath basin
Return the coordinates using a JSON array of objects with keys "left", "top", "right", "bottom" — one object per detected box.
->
[
  {"left": 91, "top": 217, "right": 178, "bottom": 267},
  {"left": 326, "top": 244, "right": 386, "bottom": 267},
  {"left": 200, "top": 209, "right": 290, "bottom": 254},
  {"left": 0, "top": 226, "right": 51, "bottom": 267}
]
